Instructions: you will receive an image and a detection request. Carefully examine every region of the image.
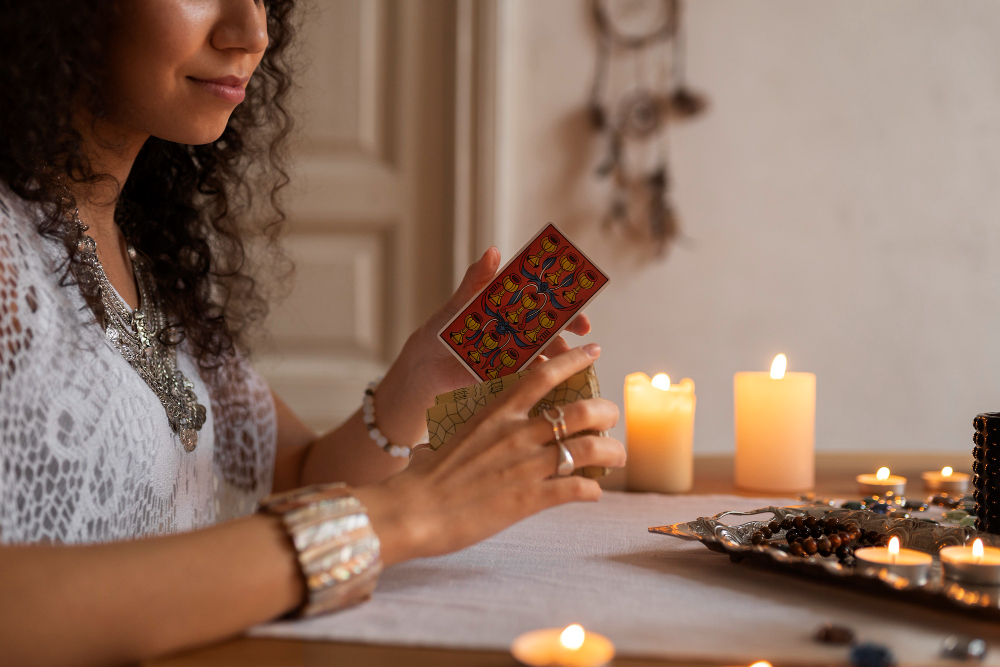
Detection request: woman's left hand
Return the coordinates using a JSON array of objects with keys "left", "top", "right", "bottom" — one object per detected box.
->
[{"left": 373, "top": 247, "right": 592, "bottom": 447}]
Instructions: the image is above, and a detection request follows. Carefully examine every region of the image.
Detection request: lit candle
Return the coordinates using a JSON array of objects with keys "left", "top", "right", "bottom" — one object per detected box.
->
[
  {"left": 734, "top": 354, "right": 816, "bottom": 493},
  {"left": 856, "top": 467, "right": 907, "bottom": 496},
  {"left": 625, "top": 373, "right": 696, "bottom": 493},
  {"left": 511, "top": 624, "right": 615, "bottom": 667},
  {"left": 940, "top": 538, "right": 1000, "bottom": 585},
  {"left": 855, "top": 536, "right": 932, "bottom": 582},
  {"left": 922, "top": 466, "right": 971, "bottom": 495}
]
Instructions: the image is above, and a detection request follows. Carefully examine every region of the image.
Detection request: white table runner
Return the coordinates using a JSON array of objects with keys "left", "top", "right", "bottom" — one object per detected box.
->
[{"left": 254, "top": 492, "right": 1000, "bottom": 665}]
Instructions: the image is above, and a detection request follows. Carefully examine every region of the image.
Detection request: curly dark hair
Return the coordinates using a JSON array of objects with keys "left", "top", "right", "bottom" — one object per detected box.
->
[{"left": 0, "top": 0, "right": 295, "bottom": 370}]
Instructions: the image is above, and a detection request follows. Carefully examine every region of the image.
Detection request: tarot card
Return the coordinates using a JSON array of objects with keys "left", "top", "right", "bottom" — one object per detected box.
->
[
  {"left": 425, "top": 365, "right": 609, "bottom": 478},
  {"left": 438, "top": 223, "right": 609, "bottom": 381}
]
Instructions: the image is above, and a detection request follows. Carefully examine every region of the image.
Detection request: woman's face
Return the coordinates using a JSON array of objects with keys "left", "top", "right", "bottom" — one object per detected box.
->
[{"left": 106, "top": 0, "right": 268, "bottom": 145}]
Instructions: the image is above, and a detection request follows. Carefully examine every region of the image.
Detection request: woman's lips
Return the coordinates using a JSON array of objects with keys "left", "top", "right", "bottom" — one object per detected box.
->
[{"left": 188, "top": 76, "right": 248, "bottom": 104}]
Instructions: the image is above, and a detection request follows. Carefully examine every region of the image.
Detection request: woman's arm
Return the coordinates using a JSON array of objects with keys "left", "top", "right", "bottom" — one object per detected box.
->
[
  {"left": 1, "top": 346, "right": 622, "bottom": 667},
  {"left": 271, "top": 395, "right": 408, "bottom": 492},
  {"left": 0, "top": 514, "right": 303, "bottom": 667}
]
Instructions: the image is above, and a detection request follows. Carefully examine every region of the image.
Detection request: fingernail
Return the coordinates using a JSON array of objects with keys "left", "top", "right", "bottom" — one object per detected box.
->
[
  {"left": 583, "top": 343, "right": 600, "bottom": 359},
  {"left": 482, "top": 246, "right": 497, "bottom": 260}
]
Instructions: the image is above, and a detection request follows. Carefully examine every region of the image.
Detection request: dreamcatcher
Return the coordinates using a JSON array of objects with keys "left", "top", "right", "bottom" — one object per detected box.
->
[{"left": 589, "top": 0, "right": 707, "bottom": 255}]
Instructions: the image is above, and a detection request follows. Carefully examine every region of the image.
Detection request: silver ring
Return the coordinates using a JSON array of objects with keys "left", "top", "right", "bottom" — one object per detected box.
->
[
  {"left": 543, "top": 407, "right": 574, "bottom": 476},
  {"left": 555, "top": 441, "right": 575, "bottom": 477},
  {"left": 542, "top": 406, "right": 569, "bottom": 444}
]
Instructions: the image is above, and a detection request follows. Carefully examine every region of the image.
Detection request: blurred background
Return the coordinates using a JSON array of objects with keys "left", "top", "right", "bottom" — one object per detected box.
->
[{"left": 255, "top": 0, "right": 1000, "bottom": 458}]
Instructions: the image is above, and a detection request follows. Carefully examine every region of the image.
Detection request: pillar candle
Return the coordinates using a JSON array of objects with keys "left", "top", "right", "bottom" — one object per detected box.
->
[
  {"left": 625, "top": 373, "right": 696, "bottom": 493},
  {"left": 734, "top": 354, "right": 815, "bottom": 493}
]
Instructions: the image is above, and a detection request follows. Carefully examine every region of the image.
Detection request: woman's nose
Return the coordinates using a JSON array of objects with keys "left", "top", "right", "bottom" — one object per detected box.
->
[{"left": 211, "top": 0, "right": 269, "bottom": 55}]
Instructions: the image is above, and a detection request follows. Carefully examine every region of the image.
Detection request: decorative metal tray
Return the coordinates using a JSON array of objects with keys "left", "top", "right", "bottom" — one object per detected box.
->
[{"left": 650, "top": 505, "right": 1000, "bottom": 619}]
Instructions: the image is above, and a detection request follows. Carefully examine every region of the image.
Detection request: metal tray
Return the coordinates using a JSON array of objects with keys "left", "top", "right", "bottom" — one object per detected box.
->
[{"left": 650, "top": 505, "right": 1000, "bottom": 619}]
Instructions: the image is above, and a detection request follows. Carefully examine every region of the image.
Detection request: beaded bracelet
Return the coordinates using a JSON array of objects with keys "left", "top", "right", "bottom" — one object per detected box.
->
[{"left": 363, "top": 378, "right": 412, "bottom": 458}]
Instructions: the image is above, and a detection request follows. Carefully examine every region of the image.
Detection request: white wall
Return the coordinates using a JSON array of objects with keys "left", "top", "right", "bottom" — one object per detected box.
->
[{"left": 503, "top": 0, "right": 1000, "bottom": 454}]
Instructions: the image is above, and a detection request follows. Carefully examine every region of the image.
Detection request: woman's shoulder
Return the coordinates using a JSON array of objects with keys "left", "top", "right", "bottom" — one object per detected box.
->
[{"left": 0, "top": 183, "right": 62, "bottom": 272}]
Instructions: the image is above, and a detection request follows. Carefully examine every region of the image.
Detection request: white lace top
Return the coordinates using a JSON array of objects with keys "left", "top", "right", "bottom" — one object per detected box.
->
[{"left": 0, "top": 193, "right": 277, "bottom": 544}]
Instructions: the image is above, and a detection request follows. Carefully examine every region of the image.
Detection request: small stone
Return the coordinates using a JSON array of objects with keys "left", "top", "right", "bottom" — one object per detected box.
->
[
  {"left": 850, "top": 642, "right": 896, "bottom": 667},
  {"left": 815, "top": 623, "right": 855, "bottom": 645},
  {"left": 863, "top": 496, "right": 879, "bottom": 505},
  {"left": 931, "top": 494, "right": 960, "bottom": 508},
  {"left": 870, "top": 502, "right": 891, "bottom": 515},
  {"left": 941, "top": 635, "right": 987, "bottom": 661},
  {"left": 945, "top": 510, "right": 970, "bottom": 522},
  {"left": 960, "top": 516, "right": 977, "bottom": 528},
  {"left": 842, "top": 500, "right": 864, "bottom": 510},
  {"left": 904, "top": 499, "right": 928, "bottom": 511}
]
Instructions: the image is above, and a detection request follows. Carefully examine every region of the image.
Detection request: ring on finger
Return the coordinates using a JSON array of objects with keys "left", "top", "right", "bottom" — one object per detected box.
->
[
  {"left": 555, "top": 440, "right": 575, "bottom": 477},
  {"left": 542, "top": 406, "right": 569, "bottom": 444}
]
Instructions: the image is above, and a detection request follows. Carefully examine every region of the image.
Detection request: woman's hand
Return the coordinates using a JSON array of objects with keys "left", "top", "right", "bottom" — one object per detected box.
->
[
  {"left": 354, "top": 346, "right": 624, "bottom": 566},
  {"left": 374, "top": 247, "right": 593, "bottom": 447}
]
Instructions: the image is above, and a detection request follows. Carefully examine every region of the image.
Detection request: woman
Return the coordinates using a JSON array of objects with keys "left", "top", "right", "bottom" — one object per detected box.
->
[{"left": 0, "top": 1, "right": 625, "bottom": 664}]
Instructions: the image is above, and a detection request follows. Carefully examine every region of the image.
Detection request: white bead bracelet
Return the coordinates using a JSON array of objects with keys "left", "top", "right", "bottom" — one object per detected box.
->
[{"left": 362, "top": 378, "right": 412, "bottom": 458}]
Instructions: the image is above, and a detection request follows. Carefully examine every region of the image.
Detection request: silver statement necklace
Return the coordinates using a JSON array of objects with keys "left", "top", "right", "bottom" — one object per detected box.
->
[{"left": 73, "top": 211, "right": 207, "bottom": 451}]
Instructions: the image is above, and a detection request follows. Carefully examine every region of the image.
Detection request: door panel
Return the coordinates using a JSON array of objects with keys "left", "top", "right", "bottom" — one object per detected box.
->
[{"left": 256, "top": 0, "right": 457, "bottom": 433}]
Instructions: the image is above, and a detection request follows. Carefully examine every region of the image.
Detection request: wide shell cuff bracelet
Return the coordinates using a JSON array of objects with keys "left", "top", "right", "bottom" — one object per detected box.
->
[{"left": 260, "top": 483, "right": 383, "bottom": 617}]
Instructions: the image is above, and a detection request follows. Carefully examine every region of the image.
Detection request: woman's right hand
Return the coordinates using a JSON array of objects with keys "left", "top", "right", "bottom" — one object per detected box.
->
[{"left": 354, "top": 344, "right": 625, "bottom": 566}]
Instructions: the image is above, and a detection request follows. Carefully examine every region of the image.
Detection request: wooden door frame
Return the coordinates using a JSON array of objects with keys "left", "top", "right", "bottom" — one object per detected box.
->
[{"left": 450, "top": 0, "right": 515, "bottom": 288}]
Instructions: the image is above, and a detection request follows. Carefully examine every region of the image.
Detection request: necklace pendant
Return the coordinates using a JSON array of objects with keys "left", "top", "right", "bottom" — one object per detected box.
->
[{"left": 180, "top": 428, "right": 198, "bottom": 452}]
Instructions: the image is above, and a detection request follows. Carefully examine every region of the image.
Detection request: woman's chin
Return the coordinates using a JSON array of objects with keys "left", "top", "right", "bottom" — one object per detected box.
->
[{"left": 155, "top": 117, "right": 235, "bottom": 147}]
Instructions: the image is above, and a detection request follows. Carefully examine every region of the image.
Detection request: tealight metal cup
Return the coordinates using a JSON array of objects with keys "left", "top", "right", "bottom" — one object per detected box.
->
[
  {"left": 921, "top": 471, "right": 970, "bottom": 495},
  {"left": 939, "top": 546, "right": 1000, "bottom": 585}
]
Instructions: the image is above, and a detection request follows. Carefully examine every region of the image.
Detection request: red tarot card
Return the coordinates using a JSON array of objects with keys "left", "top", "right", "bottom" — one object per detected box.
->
[{"left": 438, "top": 223, "right": 610, "bottom": 381}]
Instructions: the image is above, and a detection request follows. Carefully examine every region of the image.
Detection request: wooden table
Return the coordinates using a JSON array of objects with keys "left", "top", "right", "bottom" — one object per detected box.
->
[{"left": 148, "top": 452, "right": 968, "bottom": 667}]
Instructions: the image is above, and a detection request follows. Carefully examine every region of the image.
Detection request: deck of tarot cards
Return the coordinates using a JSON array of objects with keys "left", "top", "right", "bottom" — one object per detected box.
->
[{"left": 425, "top": 365, "right": 609, "bottom": 479}]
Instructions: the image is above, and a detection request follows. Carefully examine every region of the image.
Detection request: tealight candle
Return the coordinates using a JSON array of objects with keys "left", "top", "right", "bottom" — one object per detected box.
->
[
  {"left": 940, "top": 538, "right": 1000, "bottom": 585},
  {"left": 856, "top": 467, "right": 907, "bottom": 496},
  {"left": 922, "top": 466, "right": 971, "bottom": 495},
  {"left": 734, "top": 354, "right": 816, "bottom": 493},
  {"left": 511, "top": 624, "right": 615, "bottom": 667},
  {"left": 855, "top": 536, "right": 932, "bottom": 583},
  {"left": 625, "top": 373, "right": 696, "bottom": 493}
]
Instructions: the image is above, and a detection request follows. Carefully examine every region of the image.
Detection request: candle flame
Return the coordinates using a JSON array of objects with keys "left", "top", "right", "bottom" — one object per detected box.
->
[
  {"left": 749, "top": 662, "right": 773, "bottom": 667},
  {"left": 942, "top": 466, "right": 953, "bottom": 477},
  {"left": 974, "top": 538, "right": 984, "bottom": 564},
  {"left": 560, "top": 624, "right": 585, "bottom": 650},
  {"left": 888, "top": 536, "right": 899, "bottom": 564},
  {"left": 876, "top": 467, "right": 890, "bottom": 481},
  {"left": 651, "top": 373, "right": 671, "bottom": 391},
  {"left": 769, "top": 354, "right": 787, "bottom": 380}
]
